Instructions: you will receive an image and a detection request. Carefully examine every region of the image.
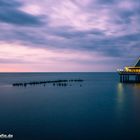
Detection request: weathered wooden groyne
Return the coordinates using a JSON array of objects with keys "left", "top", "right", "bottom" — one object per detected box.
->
[{"left": 12, "top": 79, "right": 84, "bottom": 87}]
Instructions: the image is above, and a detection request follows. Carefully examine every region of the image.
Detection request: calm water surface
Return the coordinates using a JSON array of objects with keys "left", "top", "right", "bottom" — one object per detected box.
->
[{"left": 0, "top": 73, "right": 140, "bottom": 140}]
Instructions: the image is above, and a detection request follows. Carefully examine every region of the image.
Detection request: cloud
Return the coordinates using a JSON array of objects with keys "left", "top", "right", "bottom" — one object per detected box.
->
[
  {"left": 0, "top": 0, "right": 43, "bottom": 26},
  {"left": 0, "top": 58, "right": 25, "bottom": 63},
  {"left": 0, "top": 9, "right": 43, "bottom": 26},
  {"left": 0, "top": 0, "right": 21, "bottom": 7},
  {"left": 0, "top": 43, "right": 130, "bottom": 72},
  {"left": 0, "top": 0, "right": 140, "bottom": 71}
]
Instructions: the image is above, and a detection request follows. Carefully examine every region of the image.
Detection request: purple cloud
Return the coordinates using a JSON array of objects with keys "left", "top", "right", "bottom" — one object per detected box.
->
[{"left": 0, "top": 0, "right": 139, "bottom": 71}]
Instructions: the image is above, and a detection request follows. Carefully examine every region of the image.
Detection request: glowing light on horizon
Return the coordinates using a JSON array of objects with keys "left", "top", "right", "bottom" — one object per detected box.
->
[{"left": 0, "top": 43, "right": 115, "bottom": 72}]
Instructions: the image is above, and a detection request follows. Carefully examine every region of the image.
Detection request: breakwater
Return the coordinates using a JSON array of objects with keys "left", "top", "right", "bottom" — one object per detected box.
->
[{"left": 12, "top": 79, "right": 84, "bottom": 87}]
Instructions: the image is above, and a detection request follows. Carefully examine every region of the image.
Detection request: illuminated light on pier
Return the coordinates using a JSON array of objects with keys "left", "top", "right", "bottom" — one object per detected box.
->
[{"left": 117, "top": 57, "right": 140, "bottom": 83}]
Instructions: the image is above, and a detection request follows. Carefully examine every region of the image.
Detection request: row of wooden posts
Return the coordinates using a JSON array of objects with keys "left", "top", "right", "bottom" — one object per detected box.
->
[{"left": 12, "top": 79, "right": 84, "bottom": 87}]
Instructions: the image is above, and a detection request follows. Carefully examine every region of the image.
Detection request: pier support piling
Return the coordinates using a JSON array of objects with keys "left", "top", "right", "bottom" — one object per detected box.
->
[{"left": 119, "top": 73, "right": 140, "bottom": 83}]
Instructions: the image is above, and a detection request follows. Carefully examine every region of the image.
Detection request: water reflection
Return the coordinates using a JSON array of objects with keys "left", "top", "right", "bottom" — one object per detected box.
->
[
  {"left": 133, "top": 84, "right": 140, "bottom": 122},
  {"left": 117, "top": 83, "right": 124, "bottom": 103},
  {"left": 116, "top": 83, "right": 125, "bottom": 120},
  {"left": 134, "top": 84, "right": 140, "bottom": 93},
  {"left": 116, "top": 83, "right": 140, "bottom": 122}
]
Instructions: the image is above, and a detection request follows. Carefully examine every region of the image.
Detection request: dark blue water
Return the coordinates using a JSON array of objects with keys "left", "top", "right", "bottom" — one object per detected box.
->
[{"left": 0, "top": 73, "right": 140, "bottom": 140}]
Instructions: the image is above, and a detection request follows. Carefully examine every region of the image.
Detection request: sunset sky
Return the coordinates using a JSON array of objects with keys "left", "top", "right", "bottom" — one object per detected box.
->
[{"left": 0, "top": 0, "right": 140, "bottom": 72}]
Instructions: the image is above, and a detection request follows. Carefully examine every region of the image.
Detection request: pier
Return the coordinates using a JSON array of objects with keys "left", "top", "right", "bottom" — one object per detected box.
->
[{"left": 117, "top": 57, "right": 140, "bottom": 83}]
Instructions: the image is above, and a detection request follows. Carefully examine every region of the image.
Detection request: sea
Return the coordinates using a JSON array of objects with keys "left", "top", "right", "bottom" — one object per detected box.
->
[{"left": 0, "top": 72, "right": 140, "bottom": 140}]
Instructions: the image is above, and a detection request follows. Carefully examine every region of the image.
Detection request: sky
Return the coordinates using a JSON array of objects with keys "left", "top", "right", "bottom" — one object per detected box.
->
[{"left": 0, "top": 0, "right": 140, "bottom": 72}]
